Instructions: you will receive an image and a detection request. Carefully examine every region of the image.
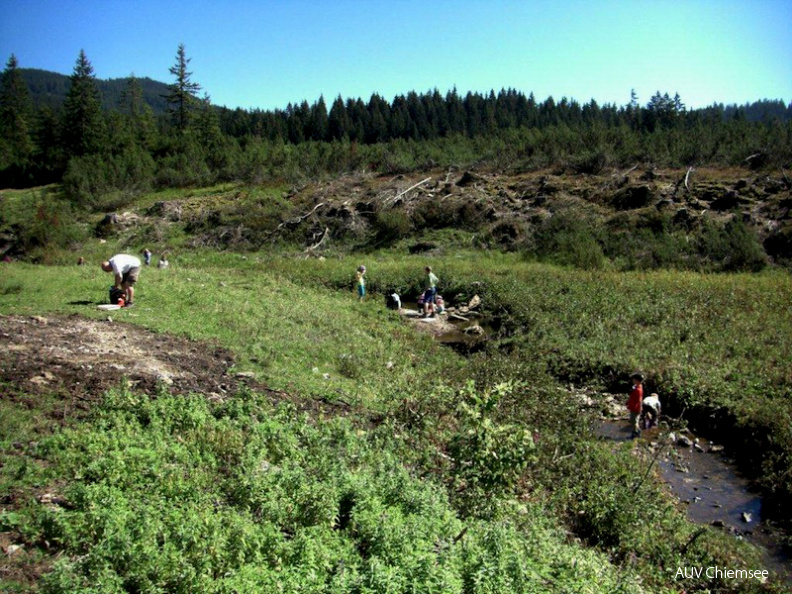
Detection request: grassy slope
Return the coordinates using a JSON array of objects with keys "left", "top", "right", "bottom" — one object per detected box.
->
[
  {"left": 0, "top": 260, "right": 656, "bottom": 593},
  {"left": 2, "top": 181, "right": 791, "bottom": 592}
]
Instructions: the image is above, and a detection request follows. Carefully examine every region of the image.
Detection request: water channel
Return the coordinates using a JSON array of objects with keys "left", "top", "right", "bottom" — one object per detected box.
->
[
  {"left": 410, "top": 302, "right": 790, "bottom": 583},
  {"left": 596, "top": 420, "right": 791, "bottom": 583}
]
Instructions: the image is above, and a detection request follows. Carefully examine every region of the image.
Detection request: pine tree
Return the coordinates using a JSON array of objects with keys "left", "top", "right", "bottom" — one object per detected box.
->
[
  {"left": 286, "top": 101, "right": 308, "bottom": 143},
  {"left": 61, "top": 49, "right": 106, "bottom": 157},
  {"left": 366, "top": 93, "right": 389, "bottom": 143},
  {"left": 117, "top": 75, "right": 156, "bottom": 149},
  {"left": 0, "top": 54, "right": 35, "bottom": 167},
  {"left": 165, "top": 43, "right": 202, "bottom": 131},
  {"left": 307, "top": 96, "right": 329, "bottom": 141},
  {"left": 328, "top": 95, "right": 350, "bottom": 140},
  {"left": 446, "top": 87, "right": 466, "bottom": 134}
]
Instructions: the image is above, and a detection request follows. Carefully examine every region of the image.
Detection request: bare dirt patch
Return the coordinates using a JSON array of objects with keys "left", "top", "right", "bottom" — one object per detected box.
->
[{"left": 0, "top": 314, "right": 259, "bottom": 403}]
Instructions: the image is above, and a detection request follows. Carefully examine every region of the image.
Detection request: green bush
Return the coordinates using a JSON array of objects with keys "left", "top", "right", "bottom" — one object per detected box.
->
[
  {"left": 61, "top": 147, "right": 156, "bottom": 212},
  {"left": 533, "top": 210, "right": 606, "bottom": 269},
  {"left": 373, "top": 207, "right": 413, "bottom": 244},
  {"left": 15, "top": 386, "right": 640, "bottom": 593},
  {"left": 569, "top": 148, "right": 609, "bottom": 174},
  {"left": 446, "top": 382, "right": 536, "bottom": 516},
  {"left": 0, "top": 188, "right": 88, "bottom": 260},
  {"left": 697, "top": 217, "right": 767, "bottom": 272}
]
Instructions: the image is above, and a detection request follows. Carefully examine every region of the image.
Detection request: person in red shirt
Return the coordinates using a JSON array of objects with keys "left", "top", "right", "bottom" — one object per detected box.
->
[{"left": 626, "top": 372, "right": 645, "bottom": 438}]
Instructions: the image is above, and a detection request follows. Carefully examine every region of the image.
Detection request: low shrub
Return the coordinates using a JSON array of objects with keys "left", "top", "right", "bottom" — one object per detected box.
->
[
  {"left": 62, "top": 147, "right": 156, "bottom": 212},
  {"left": 697, "top": 217, "right": 767, "bottom": 272},
  {"left": 533, "top": 210, "right": 606, "bottom": 269}
]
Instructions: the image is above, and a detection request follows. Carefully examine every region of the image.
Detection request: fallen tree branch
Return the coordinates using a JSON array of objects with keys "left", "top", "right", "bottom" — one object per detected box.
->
[
  {"left": 267, "top": 202, "right": 326, "bottom": 240},
  {"left": 632, "top": 433, "right": 670, "bottom": 495},
  {"left": 684, "top": 166, "right": 694, "bottom": 191},
  {"left": 304, "top": 226, "right": 330, "bottom": 252},
  {"left": 453, "top": 527, "right": 468, "bottom": 544},
  {"left": 385, "top": 177, "right": 432, "bottom": 206},
  {"left": 681, "top": 527, "right": 708, "bottom": 554}
]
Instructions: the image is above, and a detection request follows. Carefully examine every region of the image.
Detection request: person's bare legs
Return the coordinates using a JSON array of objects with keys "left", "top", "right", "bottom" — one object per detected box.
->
[{"left": 122, "top": 283, "right": 134, "bottom": 304}]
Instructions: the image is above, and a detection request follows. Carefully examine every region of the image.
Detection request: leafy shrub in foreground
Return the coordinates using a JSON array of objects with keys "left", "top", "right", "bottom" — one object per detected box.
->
[
  {"left": 23, "top": 386, "right": 647, "bottom": 593},
  {"left": 447, "top": 381, "right": 536, "bottom": 516}
]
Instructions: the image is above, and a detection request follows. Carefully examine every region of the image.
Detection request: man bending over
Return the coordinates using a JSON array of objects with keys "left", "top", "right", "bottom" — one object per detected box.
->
[{"left": 101, "top": 253, "right": 141, "bottom": 307}]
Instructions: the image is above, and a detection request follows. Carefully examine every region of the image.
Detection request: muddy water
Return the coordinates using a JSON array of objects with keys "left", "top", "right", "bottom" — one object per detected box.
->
[
  {"left": 400, "top": 301, "right": 490, "bottom": 348},
  {"left": 597, "top": 420, "right": 791, "bottom": 581},
  {"left": 407, "top": 302, "right": 792, "bottom": 580}
]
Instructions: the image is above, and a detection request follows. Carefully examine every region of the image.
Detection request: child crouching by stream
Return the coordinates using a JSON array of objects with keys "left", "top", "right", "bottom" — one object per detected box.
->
[{"left": 641, "top": 392, "right": 662, "bottom": 429}]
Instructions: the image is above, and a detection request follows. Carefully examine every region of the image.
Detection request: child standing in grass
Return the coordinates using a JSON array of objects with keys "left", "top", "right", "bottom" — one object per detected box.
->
[
  {"left": 355, "top": 265, "right": 366, "bottom": 300},
  {"left": 626, "top": 372, "right": 644, "bottom": 438}
]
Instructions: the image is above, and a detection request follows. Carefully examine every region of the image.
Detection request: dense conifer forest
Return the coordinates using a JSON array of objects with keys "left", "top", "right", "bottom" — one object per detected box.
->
[{"left": 1, "top": 48, "right": 790, "bottom": 195}]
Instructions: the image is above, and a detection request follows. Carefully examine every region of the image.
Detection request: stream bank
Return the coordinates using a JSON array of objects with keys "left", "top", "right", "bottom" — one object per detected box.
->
[
  {"left": 397, "top": 303, "right": 791, "bottom": 581},
  {"left": 594, "top": 410, "right": 791, "bottom": 583}
]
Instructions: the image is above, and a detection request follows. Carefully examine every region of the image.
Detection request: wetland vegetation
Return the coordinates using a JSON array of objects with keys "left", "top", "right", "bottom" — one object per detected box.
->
[{"left": 1, "top": 46, "right": 791, "bottom": 592}]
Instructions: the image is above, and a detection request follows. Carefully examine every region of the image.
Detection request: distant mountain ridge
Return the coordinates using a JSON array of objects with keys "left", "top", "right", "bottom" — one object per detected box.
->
[
  {"left": 20, "top": 68, "right": 170, "bottom": 114},
  {"left": 20, "top": 68, "right": 792, "bottom": 126}
]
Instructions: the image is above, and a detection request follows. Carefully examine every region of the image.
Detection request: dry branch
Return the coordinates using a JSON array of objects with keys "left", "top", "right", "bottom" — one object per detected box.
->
[
  {"left": 304, "top": 227, "right": 330, "bottom": 252},
  {"left": 623, "top": 164, "right": 639, "bottom": 177},
  {"left": 267, "top": 202, "right": 326, "bottom": 240},
  {"left": 600, "top": 164, "right": 638, "bottom": 190},
  {"left": 384, "top": 177, "right": 432, "bottom": 206},
  {"left": 684, "top": 167, "right": 694, "bottom": 191}
]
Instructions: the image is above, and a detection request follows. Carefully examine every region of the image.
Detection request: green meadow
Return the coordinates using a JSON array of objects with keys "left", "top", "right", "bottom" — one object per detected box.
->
[{"left": 1, "top": 184, "right": 791, "bottom": 593}]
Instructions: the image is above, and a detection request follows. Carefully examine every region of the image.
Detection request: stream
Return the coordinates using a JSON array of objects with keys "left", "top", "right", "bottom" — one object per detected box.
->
[
  {"left": 404, "top": 303, "right": 791, "bottom": 582},
  {"left": 596, "top": 420, "right": 791, "bottom": 582}
]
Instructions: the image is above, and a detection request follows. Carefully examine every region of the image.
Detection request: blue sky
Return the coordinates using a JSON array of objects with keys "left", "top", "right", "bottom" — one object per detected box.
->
[{"left": 1, "top": 0, "right": 790, "bottom": 111}]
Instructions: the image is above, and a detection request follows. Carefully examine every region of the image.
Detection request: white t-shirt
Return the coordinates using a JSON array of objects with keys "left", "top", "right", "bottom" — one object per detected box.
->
[
  {"left": 642, "top": 394, "right": 661, "bottom": 412},
  {"left": 110, "top": 254, "right": 141, "bottom": 275}
]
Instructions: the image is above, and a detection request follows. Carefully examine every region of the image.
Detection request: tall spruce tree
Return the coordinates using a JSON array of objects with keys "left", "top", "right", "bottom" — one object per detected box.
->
[
  {"left": 117, "top": 75, "right": 157, "bottom": 149},
  {"left": 165, "top": 43, "right": 202, "bottom": 132},
  {"left": 328, "top": 95, "right": 350, "bottom": 140},
  {"left": 61, "top": 49, "right": 106, "bottom": 157},
  {"left": 307, "top": 96, "right": 329, "bottom": 141},
  {"left": 0, "top": 54, "right": 35, "bottom": 168}
]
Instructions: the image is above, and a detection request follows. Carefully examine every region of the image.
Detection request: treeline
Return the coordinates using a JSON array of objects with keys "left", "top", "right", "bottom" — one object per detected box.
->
[
  {"left": 219, "top": 92, "right": 792, "bottom": 145},
  {"left": 2, "top": 47, "right": 791, "bottom": 210}
]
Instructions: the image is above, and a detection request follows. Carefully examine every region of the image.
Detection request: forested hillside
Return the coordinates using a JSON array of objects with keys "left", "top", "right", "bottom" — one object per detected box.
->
[
  {"left": 19, "top": 68, "right": 170, "bottom": 113},
  {"left": 2, "top": 48, "right": 791, "bottom": 191},
  {"left": 1, "top": 47, "right": 791, "bottom": 270}
]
